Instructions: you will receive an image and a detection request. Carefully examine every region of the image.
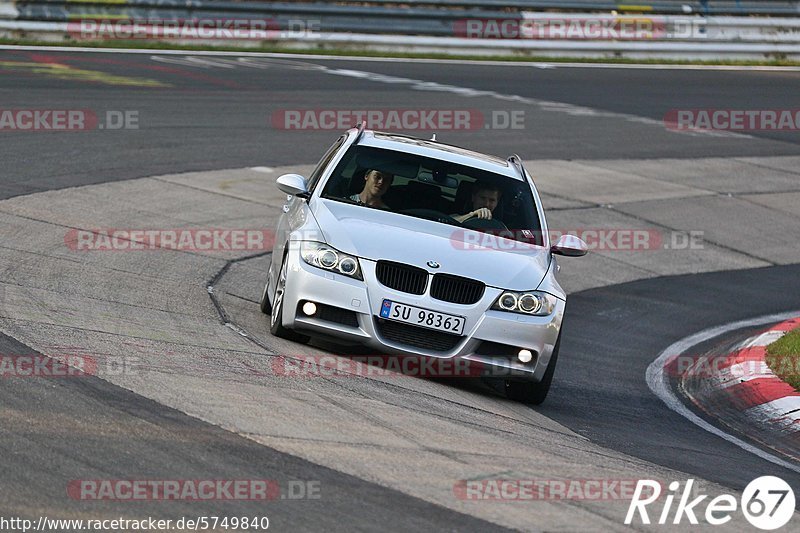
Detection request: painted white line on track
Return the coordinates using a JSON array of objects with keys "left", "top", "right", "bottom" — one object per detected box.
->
[
  {"left": 646, "top": 310, "right": 800, "bottom": 474},
  {"left": 143, "top": 51, "right": 758, "bottom": 138},
  {"left": 2, "top": 44, "right": 800, "bottom": 71},
  {"left": 321, "top": 67, "right": 747, "bottom": 138},
  {"left": 250, "top": 167, "right": 275, "bottom": 173},
  {"left": 0, "top": 46, "right": 784, "bottom": 139}
]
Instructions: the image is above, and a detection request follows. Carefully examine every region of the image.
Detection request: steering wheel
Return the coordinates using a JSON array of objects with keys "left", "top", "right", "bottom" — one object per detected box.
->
[
  {"left": 462, "top": 217, "right": 509, "bottom": 232},
  {"left": 400, "top": 208, "right": 458, "bottom": 224}
]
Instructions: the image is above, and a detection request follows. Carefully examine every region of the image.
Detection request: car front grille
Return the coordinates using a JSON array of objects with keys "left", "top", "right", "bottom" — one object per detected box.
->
[
  {"left": 375, "top": 261, "right": 428, "bottom": 295},
  {"left": 375, "top": 319, "right": 462, "bottom": 353},
  {"left": 431, "top": 274, "right": 485, "bottom": 305}
]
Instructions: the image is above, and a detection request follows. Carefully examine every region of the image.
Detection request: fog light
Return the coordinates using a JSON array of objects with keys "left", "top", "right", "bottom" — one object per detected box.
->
[
  {"left": 517, "top": 349, "right": 533, "bottom": 364},
  {"left": 302, "top": 301, "right": 317, "bottom": 316}
]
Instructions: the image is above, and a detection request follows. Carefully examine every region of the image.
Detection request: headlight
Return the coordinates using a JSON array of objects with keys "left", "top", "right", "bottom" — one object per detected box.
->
[
  {"left": 299, "top": 242, "right": 363, "bottom": 280},
  {"left": 492, "top": 290, "right": 555, "bottom": 316}
]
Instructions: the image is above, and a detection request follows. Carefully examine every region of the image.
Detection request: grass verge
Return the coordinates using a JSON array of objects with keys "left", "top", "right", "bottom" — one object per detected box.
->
[{"left": 766, "top": 329, "right": 800, "bottom": 391}]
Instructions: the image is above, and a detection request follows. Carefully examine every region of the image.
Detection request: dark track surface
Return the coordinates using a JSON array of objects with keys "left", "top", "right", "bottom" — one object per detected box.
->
[
  {"left": 548, "top": 264, "right": 800, "bottom": 492},
  {"left": 326, "top": 59, "right": 800, "bottom": 146},
  {"left": 1, "top": 49, "right": 798, "bottom": 199},
  {"left": 1, "top": 47, "right": 799, "bottom": 526},
  {"left": 0, "top": 335, "right": 508, "bottom": 531}
]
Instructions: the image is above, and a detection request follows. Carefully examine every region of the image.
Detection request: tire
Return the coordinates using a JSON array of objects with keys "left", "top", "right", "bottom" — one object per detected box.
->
[
  {"left": 505, "top": 332, "right": 561, "bottom": 405},
  {"left": 259, "top": 271, "right": 272, "bottom": 315},
  {"left": 269, "top": 255, "right": 310, "bottom": 344}
]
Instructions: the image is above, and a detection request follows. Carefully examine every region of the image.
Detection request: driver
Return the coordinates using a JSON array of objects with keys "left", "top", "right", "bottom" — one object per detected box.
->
[
  {"left": 452, "top": 181, "right": 501, "bottom": 223},
  {"left": 350, "top": 169, "right": 394, "bottom": 208}
]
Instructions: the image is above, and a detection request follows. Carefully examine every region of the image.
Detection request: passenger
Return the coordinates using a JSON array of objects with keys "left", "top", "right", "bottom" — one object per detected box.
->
[
  {"left": 350, "top": 169, "right": 394, "bottom": 208},
  {"left": 453, "top": 181, "right": 501, "bottom": 223}
]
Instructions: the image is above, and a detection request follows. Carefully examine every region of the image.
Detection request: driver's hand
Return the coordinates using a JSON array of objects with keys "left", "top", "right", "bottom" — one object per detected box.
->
[{"left": 472, "top": 208, "right": 492, "bottom": 220}]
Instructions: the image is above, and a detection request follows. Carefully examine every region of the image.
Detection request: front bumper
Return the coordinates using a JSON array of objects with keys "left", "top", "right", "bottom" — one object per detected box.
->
[{"left": 279, "top": 247, "right": 564, "bottom": 382}]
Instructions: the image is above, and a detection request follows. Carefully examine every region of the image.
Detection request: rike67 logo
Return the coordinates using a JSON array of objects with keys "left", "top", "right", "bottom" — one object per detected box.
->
[{"left": 626, "top": 477, "right": 795, "bottom": 530}]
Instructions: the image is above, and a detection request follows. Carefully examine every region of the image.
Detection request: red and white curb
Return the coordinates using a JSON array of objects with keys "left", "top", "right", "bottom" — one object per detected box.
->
[
  {"left": 680, "top": 317, "right": 800, "bottom": 436},
  {"left": 647, "top": 311, "right": 800, "bottom": 473}
]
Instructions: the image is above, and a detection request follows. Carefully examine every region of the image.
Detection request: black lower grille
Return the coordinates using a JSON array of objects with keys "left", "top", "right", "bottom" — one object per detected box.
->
[
  {"left": 476, "top": 341, "right": 524, "bottom": 358},
  {"left": 375, "top": 261, "right": 428, "bottom": 295},
  {"left": 300, "top": 302, "right": 359, "bottom": 327},
  {"left": 431, "top": 274, "right": 485, "bottom": 305},
  {"left": 375, "top": 319, "right": 462, "bottom": 352}
]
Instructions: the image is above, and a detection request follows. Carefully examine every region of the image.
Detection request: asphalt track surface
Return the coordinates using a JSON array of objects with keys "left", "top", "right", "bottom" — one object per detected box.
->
[
  {"left": 0, "top": 334, "right": 508, "bottom": 532},
  {"left": 555, "top": 264, "right": 800, "bottom": 489},
  {"left": 1, "top": 48, "right": 800, "bottom": 529},
  {"left": 2, "top": 49, "right": 800, "bottom": 199}
]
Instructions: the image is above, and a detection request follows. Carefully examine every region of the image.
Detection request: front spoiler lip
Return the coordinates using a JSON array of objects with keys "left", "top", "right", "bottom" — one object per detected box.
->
[
  {"left": 290, "top": 314, "right": 553, "bottom": 382},
  {"left": 272, "top": 344, "right": 544, "bottom": 381}
]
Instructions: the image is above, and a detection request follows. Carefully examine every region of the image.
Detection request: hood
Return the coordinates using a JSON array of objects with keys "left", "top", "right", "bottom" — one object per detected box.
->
[{"left": 311, "top": 199, "right": 550, "bottom": 290}]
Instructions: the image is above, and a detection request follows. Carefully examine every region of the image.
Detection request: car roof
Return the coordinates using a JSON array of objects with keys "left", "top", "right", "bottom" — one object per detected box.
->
[{"left": 356, "top": 130, "right": 521, "bottom": 180}]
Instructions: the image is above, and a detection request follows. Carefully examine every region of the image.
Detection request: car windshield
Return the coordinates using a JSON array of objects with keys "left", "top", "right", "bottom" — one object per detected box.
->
[{"left": 320, "top": 145, "right": 544, "bottom": 246}]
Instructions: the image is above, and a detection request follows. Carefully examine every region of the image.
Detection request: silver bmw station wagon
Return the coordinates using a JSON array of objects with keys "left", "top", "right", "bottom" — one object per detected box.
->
[{"left": 260, "top": 124, "right": 586, "bottom": 404}]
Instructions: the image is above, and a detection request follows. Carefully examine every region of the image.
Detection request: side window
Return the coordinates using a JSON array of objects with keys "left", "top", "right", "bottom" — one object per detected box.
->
[{"left": 306, "top": 135, "right": 346, "bottom": 194}]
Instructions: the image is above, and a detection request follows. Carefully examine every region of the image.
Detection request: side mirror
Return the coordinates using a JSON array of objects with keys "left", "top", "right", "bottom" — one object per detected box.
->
[
  {"left": 551, "top": 234, "right": 588, "bottom": 257},
  {"left": 276, "top": 174, "right": 309, "bottom": 198}
]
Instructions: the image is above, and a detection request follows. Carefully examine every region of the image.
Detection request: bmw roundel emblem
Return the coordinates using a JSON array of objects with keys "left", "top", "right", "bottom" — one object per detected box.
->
[{"left": 427, "top": 261, "right": 440, "bottom": 269}]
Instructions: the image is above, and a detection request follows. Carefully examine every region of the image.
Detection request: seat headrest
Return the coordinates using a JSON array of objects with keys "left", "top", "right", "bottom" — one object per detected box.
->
[
  {"left": 349, "top": 168, "right": 368, "bottom": 195},
  {"left": 454, "top": 180, "right": 475, "bottom": 212}
]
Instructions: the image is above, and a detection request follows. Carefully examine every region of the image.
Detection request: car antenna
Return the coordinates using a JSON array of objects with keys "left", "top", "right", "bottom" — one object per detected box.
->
[{"left": 430, "top": 133, "right": 437, "bottom": 141}]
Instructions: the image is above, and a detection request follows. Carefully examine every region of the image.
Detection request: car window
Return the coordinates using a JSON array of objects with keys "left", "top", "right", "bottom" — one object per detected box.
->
[
  {"left": 306, "top": 135, "right": 346, "bottom": 194},
  {"left": 321, "top": 145, "right": 544, "bottom": 246}
]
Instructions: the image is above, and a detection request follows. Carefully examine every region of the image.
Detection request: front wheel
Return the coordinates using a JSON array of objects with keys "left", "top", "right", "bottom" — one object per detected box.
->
[
  {"left": 269, "top": 256, "right": 310, "bottom": 344},
  {"left": 505, "top": 332, "right": 561, "bottom": 405},
  {"left": 259, "top": 271, "right": 272, "bottom": 315}
]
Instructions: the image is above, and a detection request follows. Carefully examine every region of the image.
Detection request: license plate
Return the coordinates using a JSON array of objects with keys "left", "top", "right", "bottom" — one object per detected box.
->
[{"left": 380, "top": 299, "right": 465, "bottom": 335}]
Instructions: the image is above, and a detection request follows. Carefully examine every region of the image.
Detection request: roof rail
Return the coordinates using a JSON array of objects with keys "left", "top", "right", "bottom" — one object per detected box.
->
[
  {"left": 507, "top": 154, "right": 526, "bottom": 180},
  {"left": 353, "top": 120, "right": 367, "bottom": 144}
]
